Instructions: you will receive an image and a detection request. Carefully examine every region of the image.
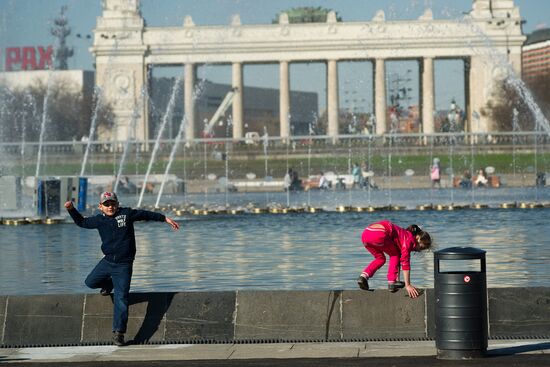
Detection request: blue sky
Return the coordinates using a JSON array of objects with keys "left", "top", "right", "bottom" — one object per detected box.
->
[{"left": 1, "top": 0, "right": 548, "bottom": 111}]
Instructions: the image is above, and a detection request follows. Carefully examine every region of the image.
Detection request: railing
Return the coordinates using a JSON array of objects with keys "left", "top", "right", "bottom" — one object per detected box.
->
[
  {"left": 1, "top": 132, "right": 548, "bottom": 179},
  {"left": 1, "top": 131, "right": 549, "bottom": 155}
]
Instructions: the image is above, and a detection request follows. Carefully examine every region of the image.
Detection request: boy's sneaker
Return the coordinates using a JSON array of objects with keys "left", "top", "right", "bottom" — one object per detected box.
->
[
  {"left": 357, "top": 276, "right": 369, "bottom": 291},
  {"left": 112, "top": 332, "right": 125, "bottom": 346},
  {"left": 388, "top": 281, "right": 406, "bottom": 293},
  {"left": 100, "top": 287, "right": 112, "bottom": 296}
]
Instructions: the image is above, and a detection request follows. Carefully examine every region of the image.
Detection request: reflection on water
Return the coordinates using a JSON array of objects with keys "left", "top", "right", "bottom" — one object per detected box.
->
[{"left": 1, "top": 208, "right": 549, "bottom": 295}]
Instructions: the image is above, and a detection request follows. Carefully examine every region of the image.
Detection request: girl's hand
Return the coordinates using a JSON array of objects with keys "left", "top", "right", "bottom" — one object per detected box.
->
[
  {"left": 406, "top": 285, "right": 419, "bottom": 298},
  {"left": 64, "top": 201, "right": 74, "bottom": 210},
  {"left": 165, "top": 217, "right": 180, "bottom": 231}
]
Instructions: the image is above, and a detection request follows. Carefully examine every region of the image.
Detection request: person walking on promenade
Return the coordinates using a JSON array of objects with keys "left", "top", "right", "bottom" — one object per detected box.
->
[
  {"left": 64, "top": 192, "right": 180, "bottom": 346},
  {"left": 430, "top": 157, "right": 441, "bottom": 189},
  {"left": 352, "top": 162, "right": 361, "bottom": 188},
  {"left": 357, "top": 220, "right": 432, "bottom": 298}
]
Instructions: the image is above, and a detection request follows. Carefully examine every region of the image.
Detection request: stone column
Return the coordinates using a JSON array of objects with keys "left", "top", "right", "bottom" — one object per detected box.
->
[
  {"left": 374, "top": 58, "right": 387, "bottom": 135},
  {"left": 327, "top": 59, "right": 339, "bottom": 139},
  {"left": 421, "top": 57, "right": 435, "bottom": 134},
  {"left": 463, "top": 58, "right": 471, "bottom": 133},
  {"left": 469, "top": 56, "right": 489, "bottom": 133},
  {"left": 232, "top": 62, "right": 243, "bottom": 139},
  {"left": 184, "top": 63, "right": 196, "bottom": 140},
  {"left": 279, "top": 60, "right": 290, "bottom": 140}
]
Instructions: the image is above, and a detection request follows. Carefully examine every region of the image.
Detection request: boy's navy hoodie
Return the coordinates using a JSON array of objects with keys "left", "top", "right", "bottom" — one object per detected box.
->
[{"left": 68, "top": 207, "right": 166, "bottom": 263}]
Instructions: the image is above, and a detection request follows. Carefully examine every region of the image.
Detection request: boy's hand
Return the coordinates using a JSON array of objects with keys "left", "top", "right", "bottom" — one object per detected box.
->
[
  {"left": 64, "top": 201, "right": 74, "bottom": 210},
  {"left": 165, "top": 217, "right": 180, "bottom": 231}
]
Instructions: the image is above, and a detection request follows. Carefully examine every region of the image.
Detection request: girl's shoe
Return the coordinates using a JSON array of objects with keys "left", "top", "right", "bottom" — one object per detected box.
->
[
  {"left": 357, "top": 276, "right": 369, "bottom": 291},
  {"left": 388, "top": 281, "right": 405, "bottom": 292}
]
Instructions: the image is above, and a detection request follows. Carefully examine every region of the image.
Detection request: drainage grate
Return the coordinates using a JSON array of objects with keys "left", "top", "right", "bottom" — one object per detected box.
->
[{"left": 2, "top": 335, "right": 549, "bottom": 349}]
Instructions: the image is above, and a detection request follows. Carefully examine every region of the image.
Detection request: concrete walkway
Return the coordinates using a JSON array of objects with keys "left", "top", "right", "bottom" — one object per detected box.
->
[{"left": 1, "top": 339, "right": 549, "bottom": 364}]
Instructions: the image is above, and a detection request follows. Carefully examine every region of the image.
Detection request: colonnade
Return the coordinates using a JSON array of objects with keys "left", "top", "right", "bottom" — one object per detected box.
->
[
  {"left": 92, "top": 0, "right": 525, "bottom": 143},
  {"left": 181, "top": 57, "right": 440, "bottom": 141}
]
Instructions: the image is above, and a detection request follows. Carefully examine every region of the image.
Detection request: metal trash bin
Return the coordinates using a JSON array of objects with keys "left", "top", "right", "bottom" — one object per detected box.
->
[
  {"left": 434, "top": 247, "right": 487, "bottom": 360},
  {"left": 36, "top": 178, "right": 61, "bottom": 217}
]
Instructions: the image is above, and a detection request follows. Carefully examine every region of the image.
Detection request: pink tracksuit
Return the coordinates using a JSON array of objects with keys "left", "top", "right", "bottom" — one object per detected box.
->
[{"left": 361, "top": 220, "right": 417, "bottom": 282}]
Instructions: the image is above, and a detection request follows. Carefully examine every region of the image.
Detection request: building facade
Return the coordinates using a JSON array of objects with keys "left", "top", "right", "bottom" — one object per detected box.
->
[
  {"left": 91, "top": 0, "right": 525, "bottom": 142},
  {"left": 522, "top": 28, "right": 550, "bottom": 82}
]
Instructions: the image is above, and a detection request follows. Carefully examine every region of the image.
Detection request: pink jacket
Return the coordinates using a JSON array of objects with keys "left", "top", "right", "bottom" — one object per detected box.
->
[{"left": 362, "top": 220, "right": 417, "bottom": 270}]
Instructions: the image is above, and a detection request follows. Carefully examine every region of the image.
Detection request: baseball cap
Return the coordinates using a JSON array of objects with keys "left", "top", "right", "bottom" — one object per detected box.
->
[{"left": 100, "top": 191, "right": 118, "bottom": 204}]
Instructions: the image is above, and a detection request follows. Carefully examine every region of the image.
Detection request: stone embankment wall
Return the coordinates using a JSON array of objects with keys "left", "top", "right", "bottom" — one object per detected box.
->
[{"left": 1, "top": 288, "right": 548, "bottom": 347}]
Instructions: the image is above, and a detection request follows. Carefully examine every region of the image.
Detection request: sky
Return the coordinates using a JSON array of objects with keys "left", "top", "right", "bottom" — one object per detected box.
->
[{"left": 1, "top": 0, "right": 548, "bottom": 111}]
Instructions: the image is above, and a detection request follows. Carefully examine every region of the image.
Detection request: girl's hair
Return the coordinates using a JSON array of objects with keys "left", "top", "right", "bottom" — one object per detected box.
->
[{"left": 407, "top": 224, "right": 432, "bottom": 251}]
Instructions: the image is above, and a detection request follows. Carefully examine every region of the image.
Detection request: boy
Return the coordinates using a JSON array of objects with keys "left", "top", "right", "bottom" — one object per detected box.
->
[{"left": 64, "top": 191, "right": 179, "bottom": 346}]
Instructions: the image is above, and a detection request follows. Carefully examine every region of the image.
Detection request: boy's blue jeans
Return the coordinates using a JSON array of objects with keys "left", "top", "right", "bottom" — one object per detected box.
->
[{"left": 85, "top": 258, "right": 133, "bottom": 333}]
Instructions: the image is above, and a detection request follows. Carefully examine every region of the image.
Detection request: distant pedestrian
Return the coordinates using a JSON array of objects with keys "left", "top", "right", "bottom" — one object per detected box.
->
[
  {"left": 64, "top": 192, "right": 179, "bottom": 346},
  {"left": 318, "top": 171, "right": 331, "bottom": 190},
  {"left": 357, "top": 220, "right": 432, "bottom": 298},
  {"left": 475, "top": 168, "right": 488, "bottom": 188},
  {"left": 430, "top": 158, "right": 441, "bottom": 188},
  {"left": 283, "top": 168, "right": 293, "bottom": 191},
  {"left": 352, "top": 163, "right": 361, "bottom": 188}
]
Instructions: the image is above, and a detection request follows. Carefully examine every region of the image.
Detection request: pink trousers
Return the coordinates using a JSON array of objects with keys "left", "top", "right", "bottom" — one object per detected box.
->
[{"left": 361, "top": 226, "right": 400, "bottom": 282}]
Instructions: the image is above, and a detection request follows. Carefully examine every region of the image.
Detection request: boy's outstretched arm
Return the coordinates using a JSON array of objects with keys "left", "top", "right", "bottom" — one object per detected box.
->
[
  {"left": 129, "top": 208, "right": 179, "bottom": 230},
  {"left": 64, "top": 201, "right": 99, "bottom": 229},
  {"left": 165, "top": 217, "right": 179, "bottom": 231}
]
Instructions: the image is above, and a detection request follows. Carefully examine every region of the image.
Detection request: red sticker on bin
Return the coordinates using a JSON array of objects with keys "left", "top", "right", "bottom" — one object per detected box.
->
[{"left": 464, "top": 275, "right": 471, "bottom": 283}]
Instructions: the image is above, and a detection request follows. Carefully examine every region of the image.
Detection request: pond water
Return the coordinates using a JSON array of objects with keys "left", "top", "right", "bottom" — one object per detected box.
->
[
  {"left": 1, "top": 193, "right": 548, "bottom": 295},
  {"left": 155, "top": 185, "right": 550, "bottom": 210}
]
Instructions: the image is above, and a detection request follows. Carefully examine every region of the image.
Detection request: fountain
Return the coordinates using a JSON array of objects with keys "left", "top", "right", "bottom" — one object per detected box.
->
[
  {"left": 154, "top": 114, "right": 186, "bottom": 209},
  {"left": 262, "top": 126, "right": 270, "bottom": 207},
  {"left": 222, "top": 116, "right": 232, "bottom": 208},
  {"left": 0, "top": 3, "right": 545, "bottom": 215},
  {"left": 1, "top": 0, "right": 550, "bottom": 296},
  {"left": 114, "top": 86, "right": 146, "bottom": 193},
  {"left": 79, "top": 87, "right": 103, "bottom": 178},
  {"left": 34, "top": 53, "right": 56, "bottom": 179},
  {"left": 137, "top": 73, "right": 183, "bottom": 208}
]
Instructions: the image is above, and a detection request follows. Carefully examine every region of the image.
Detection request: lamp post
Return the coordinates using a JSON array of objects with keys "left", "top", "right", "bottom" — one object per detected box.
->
[{"left": 388, "top": 69, "right": 413, "bottom": 133}]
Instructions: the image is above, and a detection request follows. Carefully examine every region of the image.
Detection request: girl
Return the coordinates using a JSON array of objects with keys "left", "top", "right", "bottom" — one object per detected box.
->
[{"left": 357, "top": 220, "right": 432, "bottom": 298}]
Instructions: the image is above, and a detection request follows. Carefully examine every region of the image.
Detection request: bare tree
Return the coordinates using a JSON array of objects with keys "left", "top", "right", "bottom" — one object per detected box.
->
[
  {"left": 482, "top": 74, "right": 550, "bottom": 131},
  {"left": 0, "top": 80, "right": 113, "bottom": 142}
]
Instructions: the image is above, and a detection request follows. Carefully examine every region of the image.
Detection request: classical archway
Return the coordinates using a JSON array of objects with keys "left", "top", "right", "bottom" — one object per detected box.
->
[{"left": 92, "top": 0, "right": 525, "bottom": 142}]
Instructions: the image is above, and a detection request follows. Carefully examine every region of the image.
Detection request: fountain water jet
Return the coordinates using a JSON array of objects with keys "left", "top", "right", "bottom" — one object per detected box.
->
[
  {"left": 79, "top": 87, "right": 103, "bottom": 177},
  {"left": 137, "top": 73, "right": 183, "bottom": 208},
  {"left": 262, "top": 126, "right": 270, "bottom": 206},
  {"left": 114, "top": 86, "right": 147, "bottom": 193},
  {"left": 459, "top": 18, "right": 550, "bottom": 135},
  {"left": 19, "top": 91, "right": 37, "bottom": 177},
  {"left": 223, "top": 116, "right": 232, "bottom": 208},
  {"left": 512, "top": 108, "right": 519, "bottom": 184},
  {"left": 34, "top": 57, "right": 57, "bottom": 178},
  {"left": 154, "top": 76, "right": 209, "bottom": 208},
  {"left": 154, "top": 115, "right": 187, "bottom": 209}
]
